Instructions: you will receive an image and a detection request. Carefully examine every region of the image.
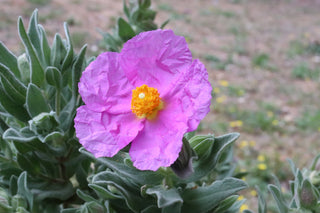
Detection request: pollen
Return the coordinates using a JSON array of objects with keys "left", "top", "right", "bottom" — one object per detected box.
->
[{"left": 131, "top": 84, "right": 163, "bottom": 119}]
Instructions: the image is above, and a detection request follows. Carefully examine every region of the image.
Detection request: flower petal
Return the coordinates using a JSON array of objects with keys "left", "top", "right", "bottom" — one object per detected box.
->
[
  {"left": 129, "top": 101, "right": 188, "bottom": 171},
  {"left": 120, "top": 29, "right": 192, "bottom": 96},
  {"left": 168, "top": 59, "right": 212, "bottom": 132},
  {"left": 78, "top": 52, "right": 133, "bottom": 114},
  {"left": 74, "top": 106, "right": 144, "bottom": 158}
]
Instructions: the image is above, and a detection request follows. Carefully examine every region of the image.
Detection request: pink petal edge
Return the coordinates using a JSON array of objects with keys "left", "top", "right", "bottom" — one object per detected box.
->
[
  {"left": 120, "top": 29, "right": 192, "bottom": 97},
  {"left": 129, "top": 100, "right": 188, "bottom": 171},
  {"left": 74, "top": 106, "right": 144, "bottom": 158},
  {"left": 78, "top": 52, "right": 133, "bottom": 114}
]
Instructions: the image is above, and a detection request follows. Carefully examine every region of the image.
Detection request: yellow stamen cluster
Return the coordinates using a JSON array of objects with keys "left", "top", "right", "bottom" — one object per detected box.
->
[{"left": 131, "top": 84, "right": 163, "bottom": 119}]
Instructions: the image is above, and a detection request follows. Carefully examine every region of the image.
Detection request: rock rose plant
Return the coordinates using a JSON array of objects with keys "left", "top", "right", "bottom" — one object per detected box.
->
[
  {"left": 0, "top": 1, "right": 254, "bottom": 213},
  {"left": 74, "top": 29, "right": 212, "bottom": 171}
]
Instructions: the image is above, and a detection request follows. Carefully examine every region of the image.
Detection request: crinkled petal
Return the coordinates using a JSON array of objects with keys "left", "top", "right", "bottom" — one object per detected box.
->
[
  {"left": 120, "top": 29, "right": 192, "bottom": 96},
  {"left": 78, "top": 52, "right": 133, "bottom": 113},
  {"left": 74, "top": 106, "right": 144, "bottom": 158},
  {"left": 129, "top": 100, "right": 188, "bottom": 171},
  {"left": 167, "top": 59, "right": 212, "bottom": 132}
]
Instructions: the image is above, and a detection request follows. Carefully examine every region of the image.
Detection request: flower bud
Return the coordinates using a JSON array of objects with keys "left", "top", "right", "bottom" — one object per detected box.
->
[
  {"left": 171, "top": 137, "right": 197, "bottom": 179},
  {"left": 17, "top": 53, "right": 30, "bottom": 83}
]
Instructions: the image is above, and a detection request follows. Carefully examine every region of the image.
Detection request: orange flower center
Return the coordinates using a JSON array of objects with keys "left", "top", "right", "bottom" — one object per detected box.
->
[{"left": 131, "top": 84, "right": 163, "bottom": 119}]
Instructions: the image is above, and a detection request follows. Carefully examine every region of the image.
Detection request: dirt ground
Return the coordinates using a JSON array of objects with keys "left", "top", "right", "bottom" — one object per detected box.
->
[{"left": 1, "top": 0, "right": 320, "bottom": 208}]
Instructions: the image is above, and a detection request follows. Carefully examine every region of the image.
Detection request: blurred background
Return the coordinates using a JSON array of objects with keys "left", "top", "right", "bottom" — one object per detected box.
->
[{"left": 1, "top": 0, "right": 320, "bottom": 210}]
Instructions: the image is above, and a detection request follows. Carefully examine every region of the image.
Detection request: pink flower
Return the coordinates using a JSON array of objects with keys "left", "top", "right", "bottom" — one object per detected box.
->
[{"left": 74, "top": 29, "right": 212, "bottom": 171}]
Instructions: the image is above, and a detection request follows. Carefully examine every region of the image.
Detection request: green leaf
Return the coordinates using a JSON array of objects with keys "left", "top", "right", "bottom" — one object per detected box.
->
[
  {"left": 17, "top": 153, "right": 41, "bottom": 176},
  {"left": 181, "top": 178, "right": 247, "bottom": 213},
  {"left": 0, "top": 87, "right": 29, "bottom": 122},
  {"left": 45, "top": 67, "right": 62, "bottom": 89},
  {"left": 89, "top": 184, "right": 122, "bottom": 200},
  {"left": 76, "top": 189, "right": 98, "bottom": 203},
  {"left": 0, "top": 166, "right": 22, "bottom": 184},
  {"left": 80, "top": 148, "right": 164, "bottom": 185},
  {"left": 213, "top": 195, "right": 239, "bottom": 212},
  {"left": 18, "top": 17, "right": 45, "bottom": 87},
  {"left": 9, "top": 176, "right": 18, "bottom": 196},
  {"left": 92, "top": 170, "right": 154, "bottom": 212},
  {"left": 299, "top": 179, "right": 318, "bottom": 209},
  {"left": 123, "top": 0, "right": 130, "bottom": 19},
  {"left": 61, "top": 208, "right": 77, "bottom": 213},
  {"left": 101, "top": 32, "right": 121, "bottom": 52},
  {"left": 160, "top": 19, "right": 170, "bottom": 29},
  {"left": 61, "top": 23, "right": 74, "bottom": 73},
  {"left": 13, "top": 140, "right": 47, "bottom": 155},
  {"left": 27, "top": 9, "right": 43, "bottom": 65},
  {"left": 34, "top": 181, "right": 74, "bottom": 201},
  {"left": 84, "top": 201, "right": 105, "bottom": 213},
  {"left": 256, "top": 186, "right": 267, "bottom": 213},
  {"left": 310, "top": 154, "right": 320, "bottom": 170},
  {"left": 268, "top": 184, "right": 289, "bottom": 213},
  {"left": 0, "top": 63, "right": 27, "bottom": 100},
  {"left": 0, "top": 77, "right": 25, "bottom": 105},
  {"left": 146, "top": 186, "right": 182, "bottom": 209},
  {"left": 118, "top": 17, "right": 136, "bottom": 41},
  {"left": 140, "top": 0, "right": 151, "bottom": 9},
  {"left": 17, "top": 172, "right": 34, "bottom": 210},
  {"left": 0, "top": 41, "right": 20, "bottom": 78},
  {"left": 3, "top": 127, "right": 37, "bottom": 143},
  {"left": 183, "top": 133, "right": 239, "bottom": 182},
  {"left": 51, "top": 34, "right": 67, "bottom": 69},
  {"left": 141, "top": 206, "right": 160, "bottom": 213},
  {"left": 40, "top": 131, "right": 64, "bottom": 143},
  {"left": 38, "top": 25, "right": 51, "bottom": 66},
  {"left": 71, "top": 45, "right": 87, "bottom": 97},
  {"left": 288, "top": 159, "right": 297, "bottom": 175},
  {"left": 190, "top": 135, "right": 214, "bottom": 158},
  {"left": 26, "top": 83, "right": 51, "bottom": 117}
]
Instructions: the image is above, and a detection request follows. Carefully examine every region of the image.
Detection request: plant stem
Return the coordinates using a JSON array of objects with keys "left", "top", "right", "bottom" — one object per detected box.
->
[{"left": 55, "top": 89, "right": 61, "bottom": 116}]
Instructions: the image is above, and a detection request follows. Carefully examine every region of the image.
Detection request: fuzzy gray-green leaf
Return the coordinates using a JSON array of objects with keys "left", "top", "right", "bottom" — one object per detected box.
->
[
  {"left": 181, "top": 178, "right": 247, "bottom": 213},
  {"left": 18, "top": 17, "right": 45, "bottom": 87},
  {"left": 213, "top": 195, "right": 239, "bottom": 212},
  {"left": 17, "top": 172, "right": 34, "bottom": 210},
  {"left": 45, "top": 67, "right": 62, "bottom": 89},
  {"left": 51, "top": 34, "right": 67, "bottom": 69},
  {"left": 34, "top": 181, "right": 74, "bottom": 201},
  {"left": 268, "top": 184, "right": 289, "bottom": 213},
  {"left": 80, "top": 148, "right": 164, "bottom": 185},
  {"left": 0, "top": 87, "right": 29, "bottom": 122},
  {"left": 0, "top": 63, "right": 27, "bottom": 98},
  {"left": 118, "top": 17, "right": 136, "bottom": 42},
  {"left": 61, "top": 23, "right": 74, "bottom": 73},
  {"left": 299, "top": 179, "right": 318, "bottom": 209},
  {"left": 3, "top": 127, "right": 37, "bottom": 143},
  {"left": 146, "top": 186, "right": 183, "bottom": 208},
  {"left": 26, "top": 83, "right": 50, "bottom": 117},
  {"left": 27, "top": 9, "right": 43, "bottom": 65},
  {"left": 0, "top": 77, "right": 26, "bottom": 105},
  {"left": 0, "top": 41, "right": 20, "bottom": 78},
  {"left": 89, "top": 184, "right": 121, "bottom": 200},
  {"left": 182, "top": 133, "right": 239, "bottom": 182},
  {"left": 72, "top": 45, "right": 87, "bottom": 96},
  {"left": 39, "top": 25, "right": 51, "bottom": 66}
]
